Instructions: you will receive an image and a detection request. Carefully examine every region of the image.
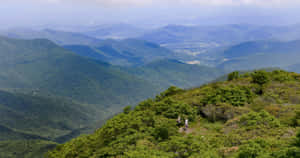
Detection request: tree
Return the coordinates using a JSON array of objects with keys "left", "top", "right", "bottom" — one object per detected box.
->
[
  {"left": 238, "top": 139, "right": 269, "bottom": 158},
  {"left": 123, "top": 105, "right": 132, "bottom": 114},
  {"left": 228, "top": 71, "right": 240, "bottom": 81},
  {"left": 251, "top": 70, "right": 270, "bottom": 85},
  {"left": 295, "top": 130, "right": 300, "bottom": 147}
]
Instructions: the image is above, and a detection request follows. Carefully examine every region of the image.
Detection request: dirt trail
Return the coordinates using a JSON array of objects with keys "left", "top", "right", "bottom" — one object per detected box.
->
[{"left": 179, "top": 127, "right": 194, "bottom": 134}]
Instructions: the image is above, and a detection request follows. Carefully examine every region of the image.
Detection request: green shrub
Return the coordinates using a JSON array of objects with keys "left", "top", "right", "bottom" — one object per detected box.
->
[
  {"left": 238, "top": 139, "right": 269, "bottom": 158},
  {"left": 123, "top": 105, "right": 132, "bottom": 114},
  {"left": 152, "top": 98, "right": 197, "bottom": 121},
  {"left": 228, "top": 71, "right": 240, "bottom": 81},
  {"left": 200, "top": 85, "right": 253, "bottom": 107},
  {"left": 251, "top": 70, "right": 270, "bottom": 85},
  {"left": 271, "top": 70, "right": 293, "bottom": 82},
  {"left": 296, "top": 130, "right": 300, "bottom": 147},
  {"left": 156, "top": 86, "right": 183, "bottom": 101},
  {"left": 239, "top": 111, "right": 280, "bottom": 129}
]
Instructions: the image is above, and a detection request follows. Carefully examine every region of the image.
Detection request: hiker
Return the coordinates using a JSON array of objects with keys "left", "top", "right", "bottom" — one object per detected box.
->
[
  {"left": 177, "top": 116, "right": 181, "bottom": 126},
  {"left": 185, "top": 119, "right": 189, "bottom": 129}
]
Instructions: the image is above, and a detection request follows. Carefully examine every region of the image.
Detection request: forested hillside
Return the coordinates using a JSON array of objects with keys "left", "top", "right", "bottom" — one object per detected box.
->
[
  {"left": 0, "top": 29, "right": 101, "bottom": 45},
  {"left": 219, "top": 40, "right": 300, "bottom": 71},
  {"left": 48, "top": 70, "right": 300, "bottom": 158},
  {"left": 123, "top": 59, "right": 224, "bottom": 88},
  {"left": 0, "top": 36, "right": 159, "bottom": 157},
  {"left": 0, "top": 90, "right": 111, "bottom": 158},
  {"left": 64, "top": 39, "right": 175, "bottom": 66},
  {"left": 0, "top": 36, "right": 158, "bottom": 108}
]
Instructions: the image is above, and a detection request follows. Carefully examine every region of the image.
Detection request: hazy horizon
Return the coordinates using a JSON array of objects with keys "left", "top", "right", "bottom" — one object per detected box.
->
[{"left": 1, "top": 0, "right": 300, "bottom": 30}]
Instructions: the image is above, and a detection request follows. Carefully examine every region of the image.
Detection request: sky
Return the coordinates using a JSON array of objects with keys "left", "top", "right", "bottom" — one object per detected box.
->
[{"left": 1, "top": 0, "right": 300, "bottom": 29}]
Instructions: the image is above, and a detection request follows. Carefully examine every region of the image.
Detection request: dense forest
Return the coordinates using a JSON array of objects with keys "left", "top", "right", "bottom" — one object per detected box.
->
[{"left": 48, "top": 70, "right": 300, "bottom": 158}]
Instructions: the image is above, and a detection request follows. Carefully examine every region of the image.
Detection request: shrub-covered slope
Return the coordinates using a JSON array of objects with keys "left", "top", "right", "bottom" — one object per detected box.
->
[{"left": 48, "top": 70, "right": 300, "bottom": 158}]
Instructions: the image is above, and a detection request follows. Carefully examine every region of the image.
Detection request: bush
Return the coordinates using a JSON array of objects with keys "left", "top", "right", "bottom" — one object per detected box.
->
[
  {"left": 271, "top": 70, "right": 293, "bottom": 82},
  {"left": 251, "top": 70, "right": 270, "bottom": 85},
  {"left": 154, "top": 127, "right": 169, "bottom": 141},
  {"left": 200, "top": 85, "right": 253, "bottom": 107},
  {"left": 228, "top": 71, "right": 240, "bottom": 81},
  {"left": 153, "top": 98, "right": 197, "bottom": 121},
  {"left": 239, "top": 110, "right": 280, "bottom": 129},
  {"left": 156, "top": 86, "right": 183, "bottom": 101},
  {"left": 238, "top": 139, "right": 269, "bottom": 158},
  {"left": 123, "top": 106, "right": 132, "bottom": 114},
  {"left": 296, "top": 130, "right": 300, "bottom": 147}
]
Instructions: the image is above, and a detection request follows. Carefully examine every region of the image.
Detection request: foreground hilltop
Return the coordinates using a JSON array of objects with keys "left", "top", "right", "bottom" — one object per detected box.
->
[{"left": 48, "top": 70, "right": 300, "bottom": 158}]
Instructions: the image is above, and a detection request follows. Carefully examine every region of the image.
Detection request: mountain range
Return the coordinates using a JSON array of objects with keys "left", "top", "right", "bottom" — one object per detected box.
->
[
  {"left": 1, "top": 23, "right": 300, "bottom": 158},
  {"left": 217, "top": 40, "right": 300, "bottom": 71},
  {"left": 0, "top": 36, "right": 224, "bottom": 157},
  {"left": 64, "top": 39, "right": 176, "bottom": 66},
  {"left": 0, "top": 28, "right": 101, "bottom": 45}
]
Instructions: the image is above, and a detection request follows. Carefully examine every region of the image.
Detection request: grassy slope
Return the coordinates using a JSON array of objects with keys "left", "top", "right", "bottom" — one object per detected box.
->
[{"left": 48, "top": 70, "right": 300, "bottom": 158}]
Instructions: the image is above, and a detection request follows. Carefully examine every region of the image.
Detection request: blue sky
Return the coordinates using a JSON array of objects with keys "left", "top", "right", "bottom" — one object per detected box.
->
[{"left": 1, "top": 0, "right": 300, "bottom": 29}]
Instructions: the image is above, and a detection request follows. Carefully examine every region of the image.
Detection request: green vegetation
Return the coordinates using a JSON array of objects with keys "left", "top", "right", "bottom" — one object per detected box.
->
[
  {"left": 0, "top": 37, "right": 225, "bottom": 158},
  {"left": 228, "top": 71, "right": 240, "bottom": 81},
  {"left": 0, "top": 89, "right": 112, "bottom": 158},
  {"left": 0, "top": 140, "right": 57, "bottom": 158},
  {"left": 64, "top": 39, "right": 176, "bottom": 66},
  {"left": 48, "top": 70, "right": 300, "bottom": 158},
  {"left": 0, "top": 28, "right": 101, "bottom": 45},
  {"left": 219, "top": 40, "right": 300, "bottom": 72},
  {"left": 0, "top": 90, "right": 108, "bottom": 142},
  {"left": 0, "top": 36, "right": 159, "bottom": 109},
  {"left": 124, "top": 59, "right": 224, "bottom": 89},
  {"left": 0, "top": 36, "right": 160, "bottom": 157}
]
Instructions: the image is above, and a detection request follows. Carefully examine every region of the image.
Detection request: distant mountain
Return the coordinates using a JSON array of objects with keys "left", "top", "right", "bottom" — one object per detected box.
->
[
  {"left": 0, "top": 36, "right": 159, "bottom": 108},
  {"left": 287, "top": 63, "right": 300, "bottom": 73},
  {"left": 0, "top": 36, "right": 162, "bottom": 157},
  {"left": 218, "top": 40, "right": 300, "bottom": 71},
  {"left": 83, "top": 23, "right": 146, "bottom": 39},
  {"left": 0, "top": 36, "right": 227, "bottom": 158},
  {"left": 140, "top": 24, "right": 273, "bottom": 46},
  {"left": 64, "top": 39, "right": 176, "bottom": 66},
  {"left": 123, "top": 59, "right": 224, "bottom": 88},
  {"left": 138, "top": 24, "right": 300, "bottom": 66},
  {"left": 0, "top": 28, "right": 101, "bottom": 45}
]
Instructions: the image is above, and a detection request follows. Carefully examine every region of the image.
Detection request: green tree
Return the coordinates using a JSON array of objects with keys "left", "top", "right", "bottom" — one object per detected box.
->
[
  {"left": 251, "top": 70, "right": 270, "bottom": 85},
  {"left": 123, "top": 105, "right": 132, "bottom": 114},
  {"left": 228, "top": 71, "right": 240, "bottom": 81},
  {"left": 238, "top": 139, "right": 269, "bottom": 158}
]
